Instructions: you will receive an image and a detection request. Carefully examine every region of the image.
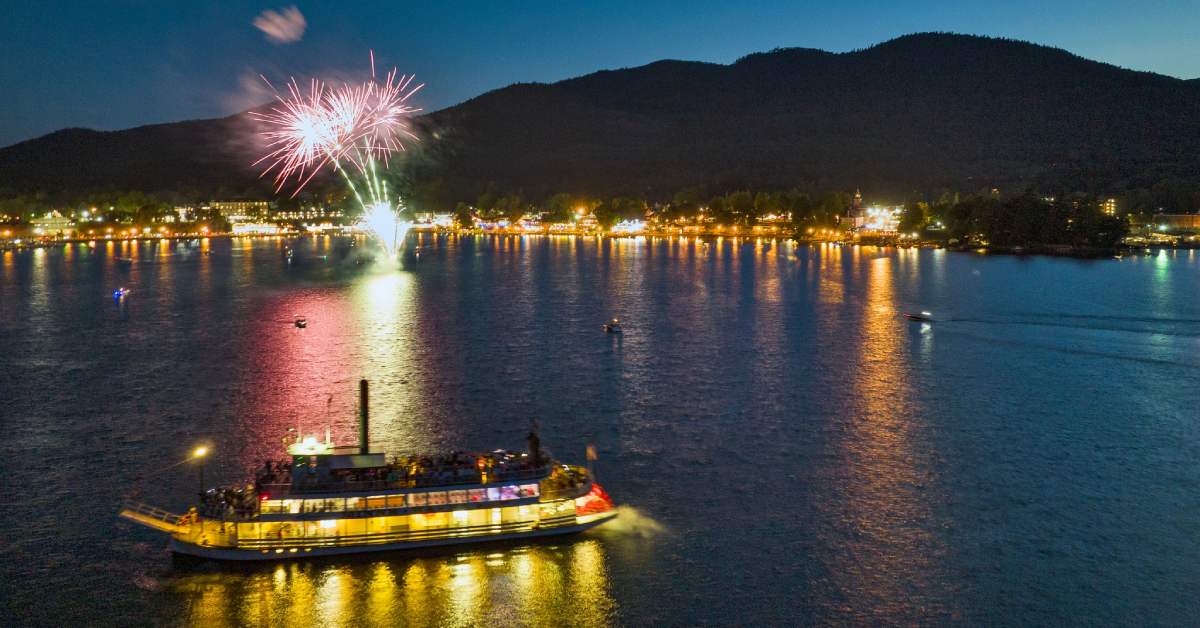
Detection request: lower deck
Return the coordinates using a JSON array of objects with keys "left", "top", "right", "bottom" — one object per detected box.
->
[{"left": 171, "top": 510, "right": 618, "bottom": 561}]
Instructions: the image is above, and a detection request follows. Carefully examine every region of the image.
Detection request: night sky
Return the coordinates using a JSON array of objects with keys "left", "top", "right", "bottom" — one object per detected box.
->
[{"left": 2, "top": 0, "right": 1198, "bottom": 147}]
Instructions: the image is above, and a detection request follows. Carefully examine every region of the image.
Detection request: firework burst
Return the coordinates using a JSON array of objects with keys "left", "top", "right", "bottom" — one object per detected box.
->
[{"left": 252, "top": 53, "right": 423, "bottom": 257}]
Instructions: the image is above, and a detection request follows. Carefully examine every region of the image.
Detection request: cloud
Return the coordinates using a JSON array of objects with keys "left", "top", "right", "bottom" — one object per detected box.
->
[{"left": 253, "top": 6, "right": 307, "bottom": 44}]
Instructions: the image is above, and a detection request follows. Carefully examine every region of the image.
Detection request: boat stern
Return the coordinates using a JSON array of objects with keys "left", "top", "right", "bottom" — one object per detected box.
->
[{"left": 574, "top": 482, "right": 617, "bottom": 525}]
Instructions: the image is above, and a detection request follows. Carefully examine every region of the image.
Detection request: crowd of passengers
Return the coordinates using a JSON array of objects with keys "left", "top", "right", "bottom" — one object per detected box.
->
[
  {"left": 198, "top": 460, "right": 591, "bottom": 520},
  {"left": 198, "top": 486, "right": 258, "bottom": 520},
  {"left": 193, "top": 431, "right": 596, "bottom": 520},
  {"left": 252, "top": 450, "right": 549, "bottom": 491}
]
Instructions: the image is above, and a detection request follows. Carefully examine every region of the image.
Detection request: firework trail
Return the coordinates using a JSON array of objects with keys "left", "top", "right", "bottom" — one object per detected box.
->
[{"left": 253, "top": 53, "right": 423, "bottom": 257}]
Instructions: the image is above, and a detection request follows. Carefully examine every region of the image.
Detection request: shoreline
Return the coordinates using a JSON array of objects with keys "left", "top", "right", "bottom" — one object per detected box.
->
[{"left": 1, "top": 228, "right": 1194, "bottom": 258}]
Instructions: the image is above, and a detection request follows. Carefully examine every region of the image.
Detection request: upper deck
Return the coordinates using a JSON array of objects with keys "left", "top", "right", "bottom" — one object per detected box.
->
[{"left": 255, "top": 448, "right": 551, "bottom": 499}]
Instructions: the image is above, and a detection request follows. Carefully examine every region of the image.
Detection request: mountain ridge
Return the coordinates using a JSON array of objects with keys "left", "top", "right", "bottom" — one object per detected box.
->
[{"left": 3, "top": 32, "right": 1199, "bottom": 205}]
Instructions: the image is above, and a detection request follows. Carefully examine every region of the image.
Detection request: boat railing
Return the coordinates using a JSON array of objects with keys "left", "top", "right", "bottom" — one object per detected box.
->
[
  {"left": 118, "top": 500, "right": 189, "bottom": 532},
  {"left": 121, "top": 499, "right": 185, "bottom": 525},
  {"left": 261, "top": 466, "right": 551, "bottom": 497}
]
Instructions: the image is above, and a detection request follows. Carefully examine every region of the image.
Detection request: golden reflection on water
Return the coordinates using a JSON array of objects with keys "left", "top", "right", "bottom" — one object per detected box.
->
[
  {"left": 816, "top": 244, "right": 846, "bottom": 306},
  {"left": 351, "top": 269, "right": 427, "bottom": 453},
  {"left": 829, "top": 253, "right": 947, "bottom": 617},
  {"left": 171, "top": 540, "right": 617, "bottom": 628}
]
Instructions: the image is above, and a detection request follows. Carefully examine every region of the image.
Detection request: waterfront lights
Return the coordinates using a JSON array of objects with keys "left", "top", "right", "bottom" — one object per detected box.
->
[{"left": 193, "top": 446, "right": 208, "bottom": 459}]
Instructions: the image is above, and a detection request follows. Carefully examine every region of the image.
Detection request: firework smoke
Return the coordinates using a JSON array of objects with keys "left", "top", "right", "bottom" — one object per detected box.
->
[{"left": 253, "top": 6, "right": 307, "bottom": 44}]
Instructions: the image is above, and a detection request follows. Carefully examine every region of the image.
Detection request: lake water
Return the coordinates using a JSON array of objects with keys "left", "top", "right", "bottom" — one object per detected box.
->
[{"left": 0, "top": 235, "right": 1198, "bottom": 626}]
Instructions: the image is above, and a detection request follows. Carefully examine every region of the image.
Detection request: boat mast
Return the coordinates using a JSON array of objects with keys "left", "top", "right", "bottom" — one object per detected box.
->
[{"left": 359, "top": 379, "right": 370, "bottom": 454}]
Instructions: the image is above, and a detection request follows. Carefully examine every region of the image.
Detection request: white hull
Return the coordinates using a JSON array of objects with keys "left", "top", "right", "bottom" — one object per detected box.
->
[{"left": 169, "top": 512, "right": 617, "bottom": 562}]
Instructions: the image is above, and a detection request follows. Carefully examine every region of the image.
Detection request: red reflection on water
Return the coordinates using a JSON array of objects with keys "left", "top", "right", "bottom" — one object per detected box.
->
[{"left": 233, "top": 285, "right": 359, "bottom": 468}]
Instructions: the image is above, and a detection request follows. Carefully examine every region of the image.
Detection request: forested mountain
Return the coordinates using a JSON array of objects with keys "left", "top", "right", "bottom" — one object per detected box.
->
[{"left": 3, "top": 33, "right": 1199, "bottom": 208}]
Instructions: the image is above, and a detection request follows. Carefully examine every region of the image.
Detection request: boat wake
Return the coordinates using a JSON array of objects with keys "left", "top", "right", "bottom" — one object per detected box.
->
[
  {"left": 599, "top": 506, "right": 667, "bottom": 539},
  {"left": 936, "top": 328, "right": 1200, "bottom": 371},
  {"left": 943, "top": 315, "right": 1200, "bottom": 339}
]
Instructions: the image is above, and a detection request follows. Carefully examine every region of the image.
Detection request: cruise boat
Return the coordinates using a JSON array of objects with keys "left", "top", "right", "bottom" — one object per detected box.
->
[{"left": 119, "top": 381, "right": 617, "bottom": 561}]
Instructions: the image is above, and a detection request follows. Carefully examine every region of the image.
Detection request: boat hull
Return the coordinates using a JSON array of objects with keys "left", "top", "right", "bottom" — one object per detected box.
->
[{"left": 168, "top": 511, "right": 618, "bottom": 562}]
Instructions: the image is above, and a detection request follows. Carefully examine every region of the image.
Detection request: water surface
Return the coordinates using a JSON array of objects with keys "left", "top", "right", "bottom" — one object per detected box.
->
[{"left": 0, "top": 236, "right": 1197, "bottom": 626}]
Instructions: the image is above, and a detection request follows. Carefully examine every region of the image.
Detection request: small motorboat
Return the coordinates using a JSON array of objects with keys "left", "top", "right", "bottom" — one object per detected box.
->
[
  {"left": 603, "top": 318, "right": 622, "bottom": 333},
  {"left": 116, "top": 257, "right": 133, "bottom": 266},
  {"left": 294, "top": 316, "right": 308, "bottom": 329},
  {"left": 903, "top": 311, "right": 934, "bottom": 322},
  {"left": 112, "top": 287, "right": 131, "bottom": 299}
]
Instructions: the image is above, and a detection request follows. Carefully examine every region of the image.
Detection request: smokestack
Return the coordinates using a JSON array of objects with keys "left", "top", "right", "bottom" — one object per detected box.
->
[{"left": 359, "top": 379, "right": 369, "bottom": 454}]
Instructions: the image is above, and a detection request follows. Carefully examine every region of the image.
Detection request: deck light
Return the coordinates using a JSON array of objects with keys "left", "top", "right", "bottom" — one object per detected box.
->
[{"left": 193, "top": 446, "right": 209, "bottom": 458}]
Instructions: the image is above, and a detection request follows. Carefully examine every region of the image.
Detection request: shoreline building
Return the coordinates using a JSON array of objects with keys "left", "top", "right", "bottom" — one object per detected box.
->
[
  {"left": 30, "top": 211, "right": 76, "bottom": 238},
  {"left": 212, "top": 200, "right": 271, "bottom": 224},
  {"left": 212, "top": 200, "right": 274, "bottom": 235},
  {"left": 842, "top": 190, "right": 866, "bottom": 229}
]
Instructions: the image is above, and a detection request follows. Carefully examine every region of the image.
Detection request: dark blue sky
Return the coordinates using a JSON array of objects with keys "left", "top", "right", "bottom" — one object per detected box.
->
[{"left": 2, "top": 0, "right": 1198, "bottom": 147}]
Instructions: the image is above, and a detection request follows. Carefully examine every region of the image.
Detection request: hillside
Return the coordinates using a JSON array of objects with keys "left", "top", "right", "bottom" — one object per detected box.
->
[{"left": 2, "top": 33, "right": 1199, "bottom": 204}]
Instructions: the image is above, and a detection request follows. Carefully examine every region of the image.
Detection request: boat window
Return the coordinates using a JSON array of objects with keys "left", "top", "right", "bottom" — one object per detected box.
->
[
  {"left": 386, "top": 495, "right": 406, "bottom": 509},
  {"left": 447, "top": 490, "right": 467, "bottom": 504},
  {"left": 486, "top": 487, "right": 502, "bottom": 502},
  {"left": 468, "top": 489, "right": 485, "bottom": 502},
  {"left": 519, "top": 484, "right": 540, "bottom": 498},
  {"left": 427, "top": 492, "right": 447, "bottom": 506},
  {"left": 499, "top": 486, "right": 518, "bottom": 500},
  {"left": 409, "top": 492, "right": 429, "bottom": 507},
  {"left": 325, "top": 498, "right": 345, "bottom": 512},
  {"left": 345, "top": 497, "right": 364, "bottom": 511},
  {"left": 366, "top": 496, "right": 389, "bottom": 510}
]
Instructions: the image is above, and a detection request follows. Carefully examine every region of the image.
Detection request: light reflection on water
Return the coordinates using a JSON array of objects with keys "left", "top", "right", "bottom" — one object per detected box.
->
[
  {"left": 1, "top": 236, "right": 1199, "bottom": 625},
  {"left": 167, "top": 540, "right": 616, "bottom": 627}
]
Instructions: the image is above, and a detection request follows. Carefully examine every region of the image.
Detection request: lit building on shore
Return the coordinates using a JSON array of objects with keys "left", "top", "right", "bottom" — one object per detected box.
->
[
  {"left": 411, "top": 212, "right": 453, "bottom": 229},
  {"left": 271, "top": 206, "right": 345, "bottom": 222},
  {"left": 30, "top": 211, "right": 76, "bottom": 238},
  {"left": 1150, "top": 214, "right": 1200, "bottom": 231},
  {"left": 842, "top": 189, "right": 866, "bottom": 229},
  {"left": 211, "top": 200, "right": 271, "bottom": 224},
  {"left": 1101, "top": 198, "right": 1117, "bottom": 216}
]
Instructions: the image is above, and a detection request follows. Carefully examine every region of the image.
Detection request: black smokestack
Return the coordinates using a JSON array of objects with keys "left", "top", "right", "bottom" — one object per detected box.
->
[{"left": 359, "top": 379, "right": 369, "bottom": 454}]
